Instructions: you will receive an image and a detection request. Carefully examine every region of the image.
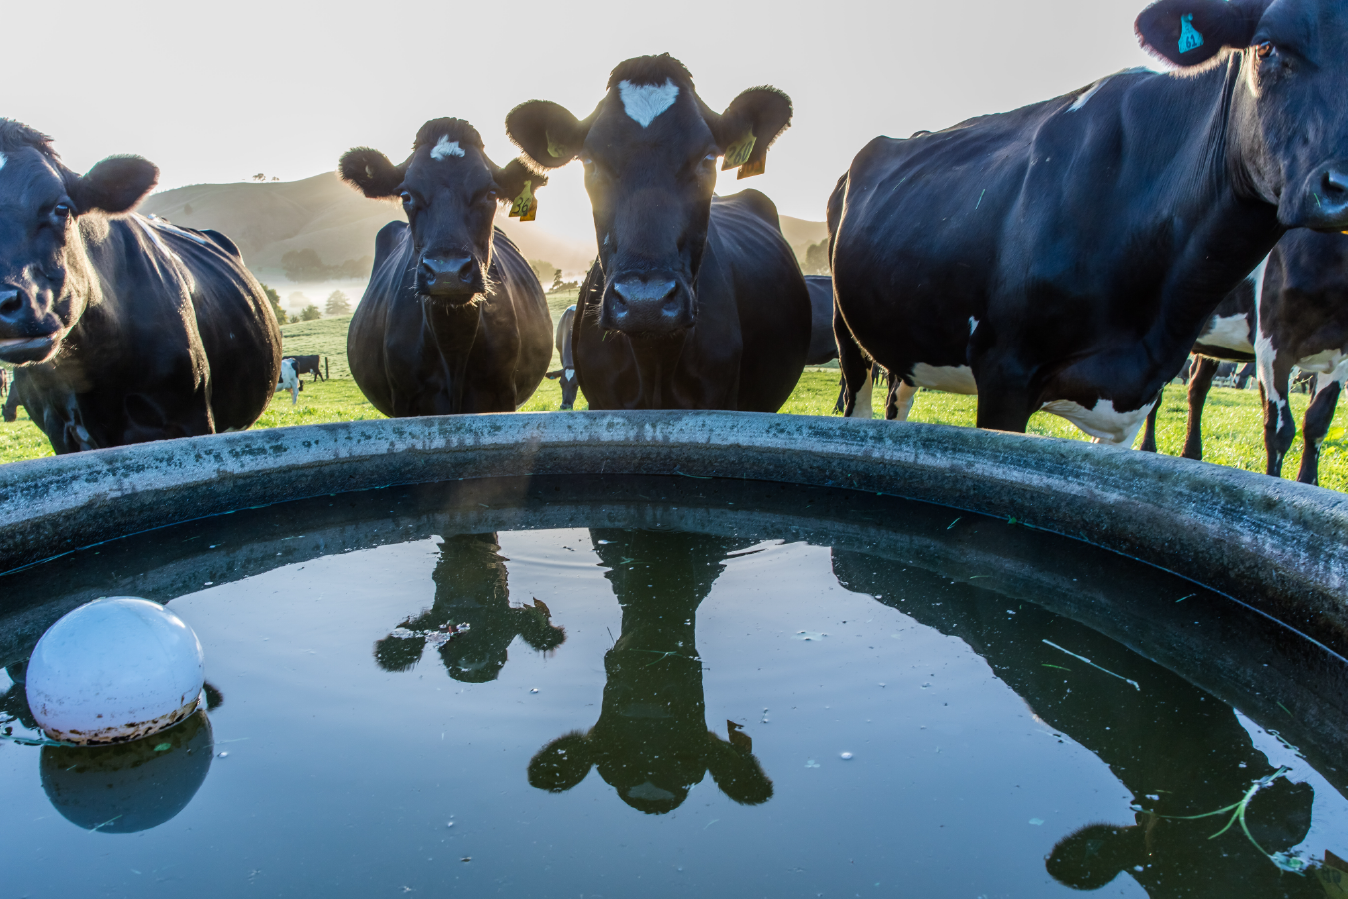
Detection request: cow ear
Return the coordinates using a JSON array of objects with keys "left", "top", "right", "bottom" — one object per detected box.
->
[
  {"left": 492, "top": 159, "right": 548, "bottom": 204},
  {"left": 506, "top": 101, "right": 587, "bottom": 169},
  {"left": 712, "top": 87, "right": 792, "bottom": 179},
  {"left": 1136, "top": 0, "right": 1269, "bottom": 67},
  {"left": 69, "top": 156, "right": 158, "bottom": 215},
  {"left": 339, "top": 147, "right": 405, "bottom": 199},
  {"left": 527, "top": 731, "right": 593, "bottom": 793}
]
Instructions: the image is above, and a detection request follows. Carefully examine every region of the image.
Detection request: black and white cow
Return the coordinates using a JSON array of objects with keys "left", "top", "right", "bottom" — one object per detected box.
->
[
  {"left": 288, "top": 353, "right": 326, "bottom": 382},
  {"left": 1256, "top": 230, "right": 1348, "bottom": 483},
  {"left": 1140, "top": 229, "right": 1348, "bottom": 484},
  {"left": 830, "top": 0, "right": 1348, "bottom": 444},
  {"left": 506, "top": 55, "right": 812, "bottom": 411},
  {"left": 544, "top": 304, "right": 579, "bottom": 409},
  {"left": 339, "top": 119, "right": 553, "bottom": 416},
  {"left": 0, "top": 121, "right": 281, "bottom": 453},
  {"left": 1138, "top": 276, "right": 1259, "bottom": 457}
]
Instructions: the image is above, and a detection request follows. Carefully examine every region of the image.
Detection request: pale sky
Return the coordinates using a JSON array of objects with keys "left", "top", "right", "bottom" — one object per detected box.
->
[{"left": 5, "top": 0, "right": 1160, "bottom": 238}]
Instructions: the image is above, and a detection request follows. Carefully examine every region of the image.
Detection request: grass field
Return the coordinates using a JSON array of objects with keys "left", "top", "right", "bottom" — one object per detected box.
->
[{"left": 3, "top": 314, "right": 1344, "bottom": 493}]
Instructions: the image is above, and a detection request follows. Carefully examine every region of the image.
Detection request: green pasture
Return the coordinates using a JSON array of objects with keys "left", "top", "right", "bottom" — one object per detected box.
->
[{"left": 2, "top": 313, "right": 1344, "bottom": 493}]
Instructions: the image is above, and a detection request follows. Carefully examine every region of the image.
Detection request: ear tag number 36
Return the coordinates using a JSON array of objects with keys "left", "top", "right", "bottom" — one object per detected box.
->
[{"left": 509, "top": 181, "right": 537, "bottom": 221}]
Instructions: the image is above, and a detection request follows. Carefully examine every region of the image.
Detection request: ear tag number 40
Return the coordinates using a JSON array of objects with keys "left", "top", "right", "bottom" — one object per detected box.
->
[{"left": 509, "top": 181, "right": 537, "bottom": 222}]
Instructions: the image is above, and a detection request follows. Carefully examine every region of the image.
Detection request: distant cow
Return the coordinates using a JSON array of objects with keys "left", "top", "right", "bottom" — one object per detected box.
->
[
  {"left": 339, "top": 119, "right": 552, "bottom": 416},
  {"left": 830, "top": 0, "right": 1348, "bottom": 444},
  {"left": 506, "top": 54, "right": 812, "bottom": 410},
  {"left": 1140, "top": 230, "right": 1348, "bottom": 484},
  {"left": 544, "top": 304, "right": 579, "bottom": 409},
  {"left": 804, "top": 276, "right": 837, "bottom": 366},
  {"left": 0, "top": 121, "right": 281, "bottom": 453},
  {"left": 277, "top": 358, "right": 300, "bottom": 404},
  {"left": 288, "top": 354, "right": 326, "bottom": 382}
]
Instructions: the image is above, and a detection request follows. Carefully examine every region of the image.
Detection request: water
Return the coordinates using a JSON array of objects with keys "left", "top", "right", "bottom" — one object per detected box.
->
[{"left": 2, "top": 476, "right": 1347, "bottom": 898}]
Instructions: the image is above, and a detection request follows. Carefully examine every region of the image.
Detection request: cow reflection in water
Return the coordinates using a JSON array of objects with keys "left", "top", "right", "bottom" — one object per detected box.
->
[
  {"left": 373, "top": 534, "right": 565, "bottom": 682},
  {"left": 831, "top": 550, "right": 1323, "bottom": 898},
  {"left": 529, "top": 530, "right": 772, "bottom": 814}
]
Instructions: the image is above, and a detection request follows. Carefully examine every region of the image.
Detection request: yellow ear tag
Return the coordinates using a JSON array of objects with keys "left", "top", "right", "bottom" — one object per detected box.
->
[
  {"left": 520, "top": 197, "right": 538, "bottom": 222},
  {"left": 722, "top": 132, "right": 756, "bottom": 171},
  {"left": 509, "top": 180, "right": 534, "bottom": 218},
  {"left": 737, "top": 156, "right": 766, "bottom": 179},
  {"left": 546, "top": 131, "right": 568, "bottom": 159}
]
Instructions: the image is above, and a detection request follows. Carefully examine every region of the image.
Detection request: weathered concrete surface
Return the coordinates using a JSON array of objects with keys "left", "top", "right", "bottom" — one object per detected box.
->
[{"left": 0, "top": 411, "right": 1345, "bottom": 650}]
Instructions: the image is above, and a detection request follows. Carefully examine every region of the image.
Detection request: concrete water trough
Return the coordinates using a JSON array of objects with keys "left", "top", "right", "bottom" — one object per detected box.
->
[{"left": 2, "top": 412, "right": 1346, "bottom": 894}]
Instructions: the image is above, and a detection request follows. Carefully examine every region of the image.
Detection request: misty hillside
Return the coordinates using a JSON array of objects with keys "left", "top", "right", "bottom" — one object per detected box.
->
[
  {"left": 138, "top": 173, "right": 600, "bottom": 281},
  {"left": 139, "top": 173, "right": 829, "bottom": 283}
]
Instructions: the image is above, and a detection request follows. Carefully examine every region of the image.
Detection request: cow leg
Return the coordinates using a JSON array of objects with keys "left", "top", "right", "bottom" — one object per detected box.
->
[
  {"left": 1259, "top": 366, "right": 1297, "bottom": 478},
  {"left": 970, "top": 350, "right": 1034, "bottom": 432},
  {"left": 1138, "top": 388, "right": 1163, "bottom": 452},
  {"left": 1181, "top": 357, "right": 1219, "bottom": 460},
  {"left": 1296, "top": 371, "right": 1344, "bottom": 485},
  {"left": 834, "top": 301, "right": 873, "bottom": 418},
  {"left": 886, "top": 379, "right": 919, "bottom": 422}
]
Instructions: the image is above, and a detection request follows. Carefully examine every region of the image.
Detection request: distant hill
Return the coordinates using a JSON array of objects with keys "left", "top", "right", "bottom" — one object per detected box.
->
[
  {"left": 138, "top": 173, "right": 600, "bottom": 283},
  {"left": 138, "top": 173, "right": 830, "bottom": 286},
  {"left": 779, "top": 215, "right": 829, "bottom": 263}
]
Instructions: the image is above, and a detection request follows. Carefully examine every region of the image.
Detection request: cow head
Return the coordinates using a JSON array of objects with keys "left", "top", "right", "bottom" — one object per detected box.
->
[
  {"left": 339, "top": 119, "right": 541, "bottom": 305},
  {"left": 506, "top": 55, "right": 792, "bottom": 339},
  {"left": 1137, "top": 0, "right": 1348, "bottom": 230},
  {"left": 0, "top": 121, "right": 158, "bottom": 365}
]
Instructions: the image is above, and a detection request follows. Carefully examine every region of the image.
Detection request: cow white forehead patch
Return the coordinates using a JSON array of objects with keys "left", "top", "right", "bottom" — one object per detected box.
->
[
  {"left": 430, "top": 136, "right": 466, "bottom": 161},
  {"left": 619, "top": 79, "right": 679, "bottom": 128},
  {"left": 0, "top": 152, "right": 6, "bottom": 172}
]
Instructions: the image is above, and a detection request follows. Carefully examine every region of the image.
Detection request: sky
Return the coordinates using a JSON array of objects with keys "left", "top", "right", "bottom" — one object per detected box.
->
[{"left": 4, "top": 0, "right": 1162, "bottom": 240}]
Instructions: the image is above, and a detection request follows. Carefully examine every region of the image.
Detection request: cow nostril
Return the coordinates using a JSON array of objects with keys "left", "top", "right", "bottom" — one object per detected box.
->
[
  {"left": 0, "top": 290, "right": 22, "bottom": 319},
  {"left": 453, "top": 257, "right": 474, "bottom": 283},
  {"left": 1323, "top": 168, "right": 1348, "bottom": 199}
]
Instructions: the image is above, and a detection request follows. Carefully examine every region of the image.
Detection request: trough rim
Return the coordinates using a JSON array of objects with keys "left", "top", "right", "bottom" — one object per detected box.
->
[{"left": 0, "top": 410, "right": 1345, "bottom": 654}]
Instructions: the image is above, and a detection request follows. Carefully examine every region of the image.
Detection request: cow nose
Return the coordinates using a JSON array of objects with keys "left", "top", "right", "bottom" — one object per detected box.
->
[
  {"left": 420, "top": 254, "right": 476, "bottom": 287},
  {"left": 611, "top": 277, "right": 678, "bottom": 308}
]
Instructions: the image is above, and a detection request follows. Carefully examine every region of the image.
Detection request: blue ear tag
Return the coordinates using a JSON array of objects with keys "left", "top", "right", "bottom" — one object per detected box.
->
[{"left": 1179, "top": 13, "right": 1204, "bottom": 53}]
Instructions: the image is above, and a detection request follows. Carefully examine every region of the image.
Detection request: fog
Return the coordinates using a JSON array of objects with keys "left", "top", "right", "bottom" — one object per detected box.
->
[{"left": 6, "top": 0, "right": 1160, "bottom": 242}]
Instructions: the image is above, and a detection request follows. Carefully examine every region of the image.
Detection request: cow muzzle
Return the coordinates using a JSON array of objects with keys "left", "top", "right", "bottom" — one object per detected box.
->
[
  {"left": 601, "top": 274, "right": 695, "bottom": 336},
  {"left": 0, "top": 285, "right": 62, "bottom": 364},
  {"left": 417, "top": 252, "right": 484, "bottom": 301},
  {"left": 1286, "top": 162, "right": 1348, "bottom": 231}
]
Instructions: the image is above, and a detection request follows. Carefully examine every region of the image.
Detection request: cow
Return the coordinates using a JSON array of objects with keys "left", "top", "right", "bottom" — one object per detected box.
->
[
  {"left": 287, "top": 353, "right": 326, "bottom": 382},
  {"left": 0, "top": 121, "right": 281, "bottom": 453},
  {"left": 829, "top": 0, "right": 1348, "bottom": 446},
  {"left": 339, "top": 119, "right": 553, "bottom": 417},
  {"left": 506, "top": 54, "right": 812, "bottom": 411},
  {"left": 1257, "top": 230, "right": 1348, "bottom": 483},
  {"left": 804, "top": 275, "right": 838, "bottom": 366},
  {"left": 276, "top": 357, "right": 300, "bottom": 404},
  {"left": 1139, "top": 229, "right": 1348, "bottom": 484},
  {"left": 1139, "top": 274, "right": 1259, "bottom": 456},
  {"left": 544, "top": 304, "right": 580, "bottom": 409}
]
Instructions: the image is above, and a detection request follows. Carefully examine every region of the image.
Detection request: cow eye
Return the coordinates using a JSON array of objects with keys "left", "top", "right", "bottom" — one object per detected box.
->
[
  {"left": 53, "top": 203, "right": 72, "bottom": 219},
  {"left": 1255, "top": 41, "right": 1275, "bottom": 59},
  {"left": 399, "top": 191, "right": 414, "bottom": 207}
]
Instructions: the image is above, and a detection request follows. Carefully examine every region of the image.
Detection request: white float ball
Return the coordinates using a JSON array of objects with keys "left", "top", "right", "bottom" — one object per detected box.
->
[{"left": 26, "top": 597, "right": 205, "bottom": 745}]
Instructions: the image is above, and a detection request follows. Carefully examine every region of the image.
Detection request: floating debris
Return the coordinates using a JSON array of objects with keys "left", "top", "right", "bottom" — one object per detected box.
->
[
  {"left": 793, "top": 631, "right": 828, "bottom": 641},
  {"left": 805, "top": 759, "right": 820, "bottom": 768},
  {"left": 1042, "top": 640, "right": 1139, "bottom": 690},
  {"left": 386, "top": 623, "right": 471, "bottom": 649},
  {"left": 840, "top": 751, "right": 853, "bottom": 760},
  {"left": 1028, "top": 818, "right": 1044, "bottom": 826}
]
